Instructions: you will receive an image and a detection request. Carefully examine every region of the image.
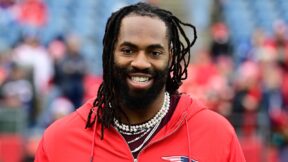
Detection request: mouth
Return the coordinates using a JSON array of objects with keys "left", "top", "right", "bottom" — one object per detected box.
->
[
  {"left": 127, "top": 74, "right": 153, "bottom": 89},
  {"left": 131, "top": 76, "right": 150, "bottom": 82}
]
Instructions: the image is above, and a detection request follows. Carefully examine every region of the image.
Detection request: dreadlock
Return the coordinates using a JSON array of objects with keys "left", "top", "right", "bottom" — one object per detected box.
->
[{"left": 85, "top": 2, "right": 197, "bottom": 139}]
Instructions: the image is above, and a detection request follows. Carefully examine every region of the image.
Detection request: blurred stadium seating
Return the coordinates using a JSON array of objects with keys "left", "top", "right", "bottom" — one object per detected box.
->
[{"left": 1, "top": 0, "right": 288, "bottom": 162}]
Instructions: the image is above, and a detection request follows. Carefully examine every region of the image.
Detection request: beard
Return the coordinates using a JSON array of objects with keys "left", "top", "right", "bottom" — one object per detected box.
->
[{"left": 112, "top": 64, "right": 169, "bottom": 110}]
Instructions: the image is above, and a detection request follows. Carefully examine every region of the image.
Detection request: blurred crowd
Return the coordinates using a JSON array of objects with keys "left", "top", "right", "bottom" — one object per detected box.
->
[
  {"left": 180, "top": 20, "right": 288, "bottom": 162},
  {"left": 0, "top": 0, "right": 288, "bottom": 162}
]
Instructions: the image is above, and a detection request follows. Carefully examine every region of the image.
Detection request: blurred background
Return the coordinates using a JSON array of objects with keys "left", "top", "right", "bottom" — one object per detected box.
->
[{"left": 0, "top": 0, "right": 288, "bottom": 161}]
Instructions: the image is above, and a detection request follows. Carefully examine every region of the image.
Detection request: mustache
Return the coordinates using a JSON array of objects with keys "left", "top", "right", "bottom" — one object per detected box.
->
[
  {"left": 126, "top": 67, "right": 155, "bottom": 75},
  {"left": 123, "top": 67, "right": 156, "bottom": 76}
]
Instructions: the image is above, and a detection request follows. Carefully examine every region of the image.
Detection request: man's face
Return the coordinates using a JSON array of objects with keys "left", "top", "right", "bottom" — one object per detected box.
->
[{"left": 113, "top": 15, "right": 171, "bottom": 109}]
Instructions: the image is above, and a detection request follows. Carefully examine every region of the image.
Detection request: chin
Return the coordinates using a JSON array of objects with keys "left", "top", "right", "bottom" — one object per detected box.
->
[{"left": 128, "top": 88, "right": 150, "bottom": 97}]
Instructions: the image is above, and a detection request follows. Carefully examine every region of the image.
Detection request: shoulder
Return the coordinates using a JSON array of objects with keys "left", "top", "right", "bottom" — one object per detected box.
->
[
  {"left": 36, "top": 106, "right": 95, "bottom": 160},
  {"left": 44, "top": 97, "right": 95, "bottom": 135},
  {"left": 183, "top": 95, "right": 240, "bottom": 144},
  {"left": 197, "top": 109, "right": 234, "bottom": 131},
  {"left": 41, "top": 99, "right": 94, "bottom": 144},
  {"left": 182, "top": 94, "right": 236, "bottom": 134},
  {"left": 39, "top": 110, "right": 91, "bottom": 154},
  {"left": 43, "top": 111, "right": 83, "bottom": 138}
]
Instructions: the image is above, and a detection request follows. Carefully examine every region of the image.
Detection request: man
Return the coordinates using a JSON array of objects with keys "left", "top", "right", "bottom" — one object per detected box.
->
[{"left": 35, "top": 2, "right": 246, "bottom": 162}]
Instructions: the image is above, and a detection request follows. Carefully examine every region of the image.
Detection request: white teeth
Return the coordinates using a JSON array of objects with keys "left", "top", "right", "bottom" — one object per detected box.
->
[{"left": 131, "top": 76, "right": 149, "bottom": 82}]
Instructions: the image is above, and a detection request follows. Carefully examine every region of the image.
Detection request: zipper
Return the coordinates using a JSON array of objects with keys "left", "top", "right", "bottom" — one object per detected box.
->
[
  {"left": 136, "top": 113, "right": 188, "bottom": 161},
  {"left": 111, "top": 127, "right": 136, "bottom": 162}
]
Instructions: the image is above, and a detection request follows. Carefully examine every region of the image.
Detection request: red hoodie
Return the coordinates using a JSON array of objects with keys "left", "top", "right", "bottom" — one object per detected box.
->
[{"left": 35, "top": 95, "right": 246, "bottom": 162}]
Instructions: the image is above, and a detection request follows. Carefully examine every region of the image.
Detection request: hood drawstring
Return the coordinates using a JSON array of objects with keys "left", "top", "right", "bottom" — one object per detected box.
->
[
  {"left": 185, "top": 118, "right": 192, "bottom": 161},
  {"left": 89, "top": 108, "right": 98, "bottom": 162}
]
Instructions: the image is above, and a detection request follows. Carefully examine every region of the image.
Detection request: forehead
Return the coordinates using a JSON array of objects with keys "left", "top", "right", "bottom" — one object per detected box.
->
[{"left": 117, "top": 15, "right": 168, "bottom": 46}]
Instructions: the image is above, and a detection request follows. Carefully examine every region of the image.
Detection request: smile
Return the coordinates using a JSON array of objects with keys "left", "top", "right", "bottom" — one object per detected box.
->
[
  {"left": 131, "top": 76, "right": 150, "bottom": 82},
  {"left": 127, "top": 74, "right": 153, "bottom": 89}
]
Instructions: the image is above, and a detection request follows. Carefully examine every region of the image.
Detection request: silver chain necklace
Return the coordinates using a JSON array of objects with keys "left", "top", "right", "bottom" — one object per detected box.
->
[
  {"left": 131, "top": 120, "right": 161, "bottom": 153},
  {"left": 113, "top": 92, "right": 170, "bottom": 134}
]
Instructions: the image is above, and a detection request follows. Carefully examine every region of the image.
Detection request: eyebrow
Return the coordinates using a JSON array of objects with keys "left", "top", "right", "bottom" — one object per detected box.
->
[{"left": 119, "top": 41, "right": 165, "bottom": 50}]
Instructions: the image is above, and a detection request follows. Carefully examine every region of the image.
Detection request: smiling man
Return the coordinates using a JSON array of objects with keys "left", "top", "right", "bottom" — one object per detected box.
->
[
  {"left": 35, "top": 2, "right": 246, "bottom": 162},
  {"left": 113, "top": 15, "right": 170, "bottom": 120}
]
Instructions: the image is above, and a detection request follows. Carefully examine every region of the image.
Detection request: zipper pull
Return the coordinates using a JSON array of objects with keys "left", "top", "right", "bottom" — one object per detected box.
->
[{"left": 134, "top": 159, "right": 138, "bottom": 162}]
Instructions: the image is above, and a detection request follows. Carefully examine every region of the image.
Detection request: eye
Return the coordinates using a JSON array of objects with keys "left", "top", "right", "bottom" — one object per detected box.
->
[
  {"left": 120, "top": 48, "right": 134, "bottom": 55},
  {"left": 150, "top": 50, "right": 162, "bottom": 57}
]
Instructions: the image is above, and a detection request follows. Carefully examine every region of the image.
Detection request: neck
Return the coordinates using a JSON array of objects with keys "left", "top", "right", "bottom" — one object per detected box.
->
[{"left": 119, "top": 89, "right": 166, "bottom": 124}]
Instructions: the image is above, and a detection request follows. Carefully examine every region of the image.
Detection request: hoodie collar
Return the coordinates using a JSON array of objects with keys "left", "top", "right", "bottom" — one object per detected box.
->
[
  {"left": 76, "top": 94, "right": 206, "bottom": 129},
  {"left": 152, "top": 94, "right": 207, "bottom": 139}
]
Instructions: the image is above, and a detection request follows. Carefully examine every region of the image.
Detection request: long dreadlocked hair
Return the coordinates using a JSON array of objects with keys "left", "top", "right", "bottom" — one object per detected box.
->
[{"left": 85, "top": 2, "right": 197, "bottom": 139}]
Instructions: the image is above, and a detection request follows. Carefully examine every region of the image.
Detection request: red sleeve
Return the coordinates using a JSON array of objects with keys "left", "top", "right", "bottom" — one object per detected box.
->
[
  {"left": 228, "top": 134, "right": 246, "bottom": 162},
  {"left": 34, "top": 138, "right": 49, "bottom": 162}
]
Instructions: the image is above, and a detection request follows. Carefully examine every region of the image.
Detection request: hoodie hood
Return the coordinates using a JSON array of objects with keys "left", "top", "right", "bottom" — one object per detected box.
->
[
  {"left": 154, "top": 94, "right": 207, "bottom": 133},
  {"left": 76, "top": 97, "right": 97, "bottom": 122}
]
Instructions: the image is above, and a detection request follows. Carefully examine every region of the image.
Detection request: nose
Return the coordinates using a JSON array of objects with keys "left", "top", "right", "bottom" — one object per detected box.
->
[{"left": 131, "top": 51, "right": 151, "bottom": 70}]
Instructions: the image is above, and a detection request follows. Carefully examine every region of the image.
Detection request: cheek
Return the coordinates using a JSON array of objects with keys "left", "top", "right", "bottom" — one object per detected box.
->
[
  {"left": 114, "top": 54, "right": 126, "bottom": 66},
  {"left": 161, "top": 56, "right": 171, "bottom": 68},
  {"left": 114, "top": 53, "right": 129, "bottom": 66},
  {"left": 153, "top": 60, "right": 170, "bottom": 72}
]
